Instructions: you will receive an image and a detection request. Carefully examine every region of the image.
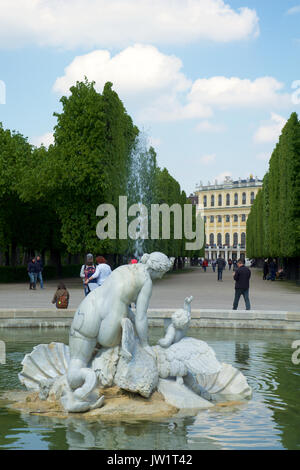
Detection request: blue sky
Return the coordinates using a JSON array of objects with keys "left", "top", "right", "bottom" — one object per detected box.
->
[{"left": 1, "top": 0, "right": 300, "bottom": 196}]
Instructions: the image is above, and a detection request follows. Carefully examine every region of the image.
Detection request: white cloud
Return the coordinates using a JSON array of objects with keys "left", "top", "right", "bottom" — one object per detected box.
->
[
  {"left": 286, "top": 6, "right": 300, "bottom": 15},
  {"left": 253, "top": 113, "right": 287, "bottom": 144},
  {"left": 188, "top": 76, "right": 289, "bottom": 109},
  {"left": 53, "top": 45, "right": 191, "bottom": 96},
  {"left": 200, "top": 154, "right": 216, "bottom": 165},
  {"left": 53, "top": 46, "right": 291, "bottom": 125},
  {"left": 0, "top": 0, "right": 259, "bottom": 49},
  {"left": 30, "top": 132, "right": 54, "bottom": 148},
  {"left": 195, "top": 120, "right": 225, "bottom": 133}
]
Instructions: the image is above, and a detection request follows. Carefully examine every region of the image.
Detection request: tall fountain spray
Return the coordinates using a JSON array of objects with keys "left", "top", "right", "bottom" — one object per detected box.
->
[{"left": 127, "top": 132, "right": 157, "bottom": 259}]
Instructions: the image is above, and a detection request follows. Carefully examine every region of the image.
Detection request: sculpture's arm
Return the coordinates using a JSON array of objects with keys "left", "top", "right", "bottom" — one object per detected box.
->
[
  {"left": 158, "top": 324, "right": 176, "bottom": 348},
  {"left": 184, "top": 296, "right": 193, "bottom": 315},
  {"left": 135, "top": 278, "right": 152, "bottom": 348}
]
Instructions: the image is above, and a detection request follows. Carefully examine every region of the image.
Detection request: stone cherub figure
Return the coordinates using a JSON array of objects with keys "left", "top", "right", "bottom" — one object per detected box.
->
[
  {"left": 65, "top": 252, "right": 173, "bottom": 411},
  {"left": 158, "top": 296, "right": 193, "bottom": 348}
]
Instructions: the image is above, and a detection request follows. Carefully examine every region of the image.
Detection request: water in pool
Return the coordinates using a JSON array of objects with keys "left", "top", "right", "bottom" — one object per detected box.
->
[{"left": 0, "top": 327, "right": 299, "bottom": 450}]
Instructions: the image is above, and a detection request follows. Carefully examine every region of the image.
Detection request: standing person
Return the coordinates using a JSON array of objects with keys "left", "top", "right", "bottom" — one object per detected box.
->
[
  {"left": 85, "top": 255, "right": 112, "bottom": 289},
  {"left": 27, "top": 257, "right": 37, "bottom": 290},
  {"left": 233, "top": 259, "right": 238, "bottom": 272},
  {"left": 212, "top": 259, "right": 216, "bottom": 272},
  {"left": 232, "top": 259, "right": 251, "bottom": 310},
  {"left": 263, "top": 259, "right": 269, "bottom": 280},
  {"left": 36, "top": 255, "right": 44, "bottom": 289},
  {"left": 52, "top": 282, "right": 70, "bottom": 309},
  {"left": 216, "top": 256, "right": 226, "bottom": 281},
  {"left": 202, "top": 258, "right": 208, "bottom": 272},
  {"left": 80, "top": 254, "right": 97, "bottom": 296},
  {"left": 268, "top": 258, "right": 277, "bottom": 281},
  {"left": 228, "top": 259, "right": 233, "bottom": 271}
]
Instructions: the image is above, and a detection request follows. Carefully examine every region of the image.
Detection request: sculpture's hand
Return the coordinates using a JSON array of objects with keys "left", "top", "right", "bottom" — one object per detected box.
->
[
  {"left": 158, "top": 337, "right": 172, "bottom": 348},
  {"left": 184, "top": 296, "right": 193, "bottom": 312}
]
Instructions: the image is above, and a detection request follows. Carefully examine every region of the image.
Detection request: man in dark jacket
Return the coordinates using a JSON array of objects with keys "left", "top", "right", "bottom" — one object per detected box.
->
[
  {"left": 232, "top": 259, "right": 251, "bottom": 310},
  {"left": 27, "top": 257, "right": 37, "bottom": 290},
  {"left": 36, "top": 255, "right": 44, "bottom": 289},
  {"left": 216, "top": 256, "right": 226, "bottom": 281}
]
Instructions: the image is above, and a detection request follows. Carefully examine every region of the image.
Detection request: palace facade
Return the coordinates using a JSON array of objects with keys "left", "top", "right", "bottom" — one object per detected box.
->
[{"left": 194, "top": 176, "right": 263, "bottom": 261}]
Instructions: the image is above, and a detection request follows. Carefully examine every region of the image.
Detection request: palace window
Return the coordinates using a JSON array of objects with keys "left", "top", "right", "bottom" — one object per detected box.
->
[
  {"left": 209, "top": 233, "right": 214, "bottom": 246},
  {"left": 226, "top": 193, "right": 230, "bottom": 206},
  {"left": 233, "top": 232, "right": 238, "bottom": 246},
  {"left": 242, "top": 192, "right": 246, "bottom": 204},
  {"left": 210, "top": 215, "right": 214, "bottom": 223},
  {"left": 234, "top": 193, "right": 238, "bottom": 205},
  {"left": 241, "top": 214, "right": 246, "bottom": 222},
  {"left": 211, "top": 195, "right": 215, "bottom": 207},
  {"left": 218, "top": 194, "right": 222, "bottom": 206},
  {"left": 251, "top": 192, "right": 255, "bottom": 204},
  {"left": 203, "top": 195, "right": 207, "bottom": 207},
  {"left": 233, "top": 214, "right": 238, "bottom": 222},
  {"left": 204, "top": 216, "right": 207, "bottom": 223},
  {"left": 225, "top": 233, "right": 230, "bottom": 246},
  {"left": 241, "top": 232, "right": 246, "bottom": 247},
  {"left": 225, "top": 215, "right": 230, "bottom": 222},
  {"left": 217, "top": 233, "right": 222, "bottom": 246},
  {"left": 217, "top": 215, "right": 222, "bottom": 223}
]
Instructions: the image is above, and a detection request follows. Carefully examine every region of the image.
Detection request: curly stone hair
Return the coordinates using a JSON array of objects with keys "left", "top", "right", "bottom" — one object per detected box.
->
[{"left": 140, "top": 252, "right": 173, "bottom": 273}]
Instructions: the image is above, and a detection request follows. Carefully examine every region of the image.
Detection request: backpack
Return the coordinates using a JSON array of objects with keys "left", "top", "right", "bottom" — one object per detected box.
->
[
  {"left": 84, "top": 264, "right": 96, "bottom": 279},
  {"left": 56, "top": 293, "right": 68, "bottom": 309}
]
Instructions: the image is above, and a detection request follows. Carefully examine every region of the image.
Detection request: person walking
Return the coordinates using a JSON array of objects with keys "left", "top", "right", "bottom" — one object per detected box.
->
[
  {"left": 85, "top": 255, "right": 112, "bottom": 290},
  {"left": 80, "top": 254, "right": 97, "bottom": 296},
  {"left": 36, "top": 255, "right": 44, "bottom": 289},
  {"left": 212, "top": 259, "right": 216, "bottom": 272},
  {"left": 232, "top": 259, "right": 251, "bottom": 310},
  {"left": 216, "top": 256, "right": 226, "bottom": 281},
  {"left": 202, "top": 258, "right": 208, "bottom": 272},
  {"left": 233, "top": 259, "right": 238, "bottom": 272},
  {"left": 228, "top": 259, "right": 233, "bottom": 271},
  {"left": 263, "top": 259, "right": 269, "bottom": 280},
  {"left": 27, "top": 257, "right": 37, "bottom": 290}
]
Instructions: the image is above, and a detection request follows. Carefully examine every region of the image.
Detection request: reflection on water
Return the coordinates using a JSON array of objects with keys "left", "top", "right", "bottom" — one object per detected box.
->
[{"left": 0, "top": 327, "right": 300, "bottom": 450}]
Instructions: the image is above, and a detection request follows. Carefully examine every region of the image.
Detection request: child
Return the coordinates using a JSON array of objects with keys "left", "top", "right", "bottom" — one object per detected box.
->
[{"left": 52, "top": 282, "right": 70, "bottom": 309}]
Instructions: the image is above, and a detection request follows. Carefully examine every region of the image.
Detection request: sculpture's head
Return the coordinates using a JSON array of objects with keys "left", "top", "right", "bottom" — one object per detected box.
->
[
  {"left": 140, "top": 252, "right": 173, "bottom": 279},
  {"left": 171, "top": 308, "right": 190, "bottom": 330}
]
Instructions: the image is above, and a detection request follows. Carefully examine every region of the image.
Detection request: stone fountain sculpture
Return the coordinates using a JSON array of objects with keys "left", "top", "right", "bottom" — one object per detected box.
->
[{"left": 19, "top": 252, "right": 252, "bottom": 414}]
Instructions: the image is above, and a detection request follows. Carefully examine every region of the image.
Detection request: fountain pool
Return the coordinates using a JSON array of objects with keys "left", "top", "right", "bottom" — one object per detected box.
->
[{"left": 0, "top": 327, "right": 299, "bottom": 450}]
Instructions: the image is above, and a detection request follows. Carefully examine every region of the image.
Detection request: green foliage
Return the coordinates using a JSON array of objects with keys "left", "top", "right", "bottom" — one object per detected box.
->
[
  {"left": 247, "top": 112, "right": 300, "bottom": 259},
  {"left": 0, "top": 79, "right": 196, "bottom": 268}
]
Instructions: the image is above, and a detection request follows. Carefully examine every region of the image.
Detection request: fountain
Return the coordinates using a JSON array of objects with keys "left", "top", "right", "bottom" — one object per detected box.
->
[
  {"left": 126, "top": 132, "right": 156, "bottom": 259},
  {"left": 13, "top": 252, "right": 252, "bottom": 419}
]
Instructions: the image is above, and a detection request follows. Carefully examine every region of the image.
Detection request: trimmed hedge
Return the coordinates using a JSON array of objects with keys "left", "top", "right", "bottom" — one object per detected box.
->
[{"left": 0, "top": 264, "right": 82, "bottom": 283}]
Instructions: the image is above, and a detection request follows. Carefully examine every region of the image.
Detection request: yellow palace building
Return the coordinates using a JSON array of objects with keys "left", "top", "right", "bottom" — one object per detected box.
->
[{"left": 194, "top": 175, "right": 263, "bottom": 261}]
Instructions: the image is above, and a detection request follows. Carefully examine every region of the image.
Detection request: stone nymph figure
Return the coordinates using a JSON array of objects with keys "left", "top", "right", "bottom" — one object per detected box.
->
[
  {"left": 66, "top": 252, "right": 173, "bottom": 410},
  {"left": 19, "top": 252, "right": 252, "bottom": 413}
]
